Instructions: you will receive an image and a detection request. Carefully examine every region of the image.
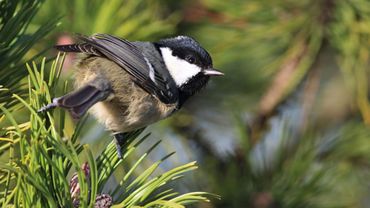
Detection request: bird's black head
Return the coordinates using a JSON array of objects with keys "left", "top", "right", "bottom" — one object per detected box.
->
[{"left": 155, "top": 36, "right": 223, "bottom": 106}]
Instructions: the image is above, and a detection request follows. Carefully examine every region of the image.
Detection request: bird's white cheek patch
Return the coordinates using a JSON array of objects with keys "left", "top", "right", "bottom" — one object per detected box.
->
[{"left": 160, "top": 47, "right": 201, "bottom": 86}]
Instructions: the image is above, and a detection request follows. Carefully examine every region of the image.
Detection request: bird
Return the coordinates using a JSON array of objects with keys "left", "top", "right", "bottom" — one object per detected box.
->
[{"left": 39, "top": 33, "right": 223, "bottom": 158}]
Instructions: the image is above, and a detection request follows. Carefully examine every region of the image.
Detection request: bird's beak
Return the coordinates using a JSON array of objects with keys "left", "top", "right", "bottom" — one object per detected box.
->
[{"left": 203, "top": 68, "right": 224, "bottom": 76}]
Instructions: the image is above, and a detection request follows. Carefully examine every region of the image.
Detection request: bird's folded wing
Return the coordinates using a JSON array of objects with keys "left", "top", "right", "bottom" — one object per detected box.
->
[{"left": 55, "top": 34, "right": 178, "bottom": 104}]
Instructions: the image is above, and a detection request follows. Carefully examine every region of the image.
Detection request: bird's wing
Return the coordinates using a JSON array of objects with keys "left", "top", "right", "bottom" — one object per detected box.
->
[{"left": 55, "top": 34, "right": 178, "bottom": 104}]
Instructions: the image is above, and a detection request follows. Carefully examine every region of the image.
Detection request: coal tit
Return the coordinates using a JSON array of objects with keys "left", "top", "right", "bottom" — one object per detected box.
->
[{"left": 39, "top": 34, "right": 223, "bottom": 158}]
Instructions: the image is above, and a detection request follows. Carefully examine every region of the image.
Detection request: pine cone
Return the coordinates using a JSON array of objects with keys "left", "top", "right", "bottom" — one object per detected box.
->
[
  {"left": 70, "top": 162, "right": 91, "bottom": 207},
  {"left": 95, "top": 194, "right": 113, "bottom": 208}
]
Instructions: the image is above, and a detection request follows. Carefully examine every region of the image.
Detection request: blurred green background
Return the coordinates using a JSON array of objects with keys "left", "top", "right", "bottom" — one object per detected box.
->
[{"left": 2, "top": 0, "right": 370, "bottom": 207}]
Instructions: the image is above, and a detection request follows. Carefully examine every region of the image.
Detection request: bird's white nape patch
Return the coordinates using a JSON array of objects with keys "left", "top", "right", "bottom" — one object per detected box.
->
[
  {"left": 160, "top": 47, "right": 201, "bottom": 86},
  {"left": 175, "top": 36, "right": 187, "bottom": 40}
]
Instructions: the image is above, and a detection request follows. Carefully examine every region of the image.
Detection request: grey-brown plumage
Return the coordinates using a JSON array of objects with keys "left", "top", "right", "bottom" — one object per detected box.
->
[
  {"left": 39, "top": 33, "right": 223, "bottom": 158},
  {"left": 74, "top": 56, "right": 177, "bottom": 132}
]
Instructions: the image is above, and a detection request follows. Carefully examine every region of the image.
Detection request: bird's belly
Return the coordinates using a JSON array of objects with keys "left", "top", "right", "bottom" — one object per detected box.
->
[{"left": 89, "top": 96, "right": 177, "bottom": 133}]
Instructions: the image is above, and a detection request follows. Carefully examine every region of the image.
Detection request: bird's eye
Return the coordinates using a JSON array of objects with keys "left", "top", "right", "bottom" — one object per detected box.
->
[{"left": 185, "top": 55, "right": 196, "bottom": 64}]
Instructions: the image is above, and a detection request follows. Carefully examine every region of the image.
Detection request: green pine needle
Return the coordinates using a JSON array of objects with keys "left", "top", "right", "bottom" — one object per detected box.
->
[{"left": 0, "top": 54, "right": 212, "bottom": 207}]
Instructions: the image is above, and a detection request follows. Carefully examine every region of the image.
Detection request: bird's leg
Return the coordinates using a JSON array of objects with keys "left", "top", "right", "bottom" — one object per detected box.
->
[
  {"left": 38, "top": 85, "right": 111, "bottom": 119},
  {"left": 113, "top": 132, "right": 127, "bottom": 159},
  {"left": 113, "top": 129, "right": 145, "bottom": 159},
  {"left": 38, "top": 97, "right": 61, "bottom": 112}
]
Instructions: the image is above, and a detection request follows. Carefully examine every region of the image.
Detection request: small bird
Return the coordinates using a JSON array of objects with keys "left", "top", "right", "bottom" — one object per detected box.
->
[{"left": 39, "top": 34, "right": 223, "bottom": 158}]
